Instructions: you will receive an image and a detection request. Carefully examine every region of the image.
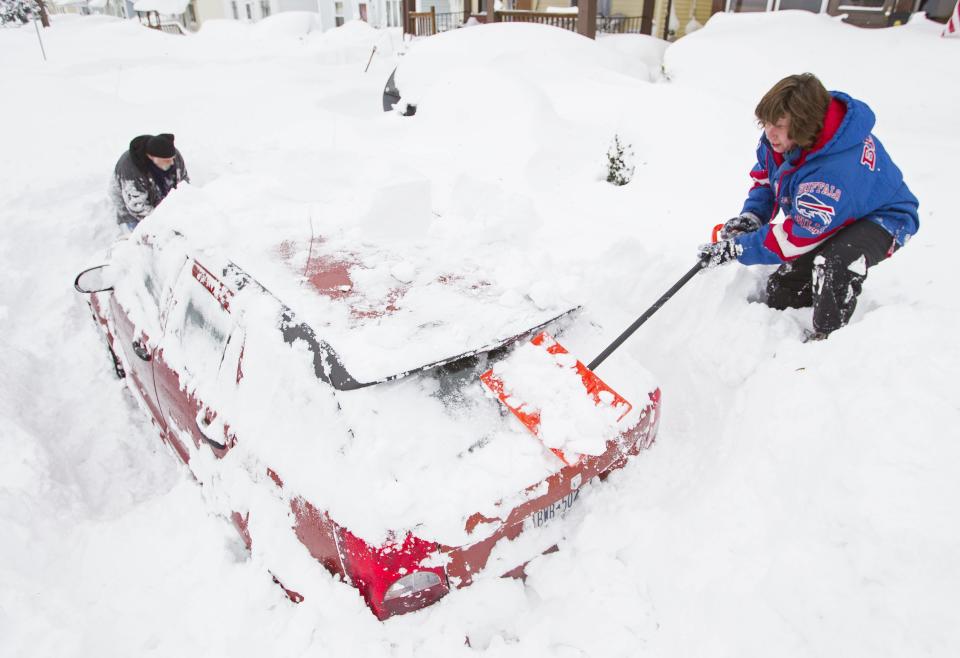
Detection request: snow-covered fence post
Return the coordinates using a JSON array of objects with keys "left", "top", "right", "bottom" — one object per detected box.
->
[{"left": 944, "top": 0, "right": 959, "bottom": 37}]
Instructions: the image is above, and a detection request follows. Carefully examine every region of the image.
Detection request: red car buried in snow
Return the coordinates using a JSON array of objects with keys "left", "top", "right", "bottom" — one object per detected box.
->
[{"left": 75, "top": 224, "right": 661, "bottom": 620}]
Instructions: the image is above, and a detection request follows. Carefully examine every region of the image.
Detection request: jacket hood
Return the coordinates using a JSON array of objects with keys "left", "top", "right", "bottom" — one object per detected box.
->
[{"left": 806, "top": 92, "right": 875, "bottom": 163}]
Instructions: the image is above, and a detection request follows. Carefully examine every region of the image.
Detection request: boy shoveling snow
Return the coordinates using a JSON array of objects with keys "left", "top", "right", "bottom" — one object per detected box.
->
[{"left": 698, "top": 73, "right": 919, "bottom": 340}]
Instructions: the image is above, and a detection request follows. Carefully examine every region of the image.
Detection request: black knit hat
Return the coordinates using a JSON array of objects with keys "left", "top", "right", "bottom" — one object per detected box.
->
[{"left": 145, "top": 134, "right": 176, "bottom": 158}]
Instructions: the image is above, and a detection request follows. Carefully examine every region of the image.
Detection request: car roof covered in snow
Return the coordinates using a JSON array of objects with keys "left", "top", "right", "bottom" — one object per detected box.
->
[{"left": 131, "top": 184, "right": 578, "bottom": 385}]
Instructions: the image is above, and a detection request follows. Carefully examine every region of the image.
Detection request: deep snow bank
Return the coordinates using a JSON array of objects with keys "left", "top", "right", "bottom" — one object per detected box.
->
[{"left": 1, "top": 12, "right": 958, "bottom": 658}]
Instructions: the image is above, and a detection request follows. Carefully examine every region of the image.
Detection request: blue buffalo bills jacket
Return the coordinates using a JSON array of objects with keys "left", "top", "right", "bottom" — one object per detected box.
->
[{"left": 735, "top": 91, "right": 919, "bottom": 265}]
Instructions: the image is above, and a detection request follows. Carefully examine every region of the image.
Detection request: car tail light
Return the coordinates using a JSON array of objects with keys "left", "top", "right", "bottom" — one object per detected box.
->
[
  {"left": 336, "top": 528, "right": 449, "bottom": 619},
  {"left": 383, "top": 571, "right": 443, "bottom": 602}
]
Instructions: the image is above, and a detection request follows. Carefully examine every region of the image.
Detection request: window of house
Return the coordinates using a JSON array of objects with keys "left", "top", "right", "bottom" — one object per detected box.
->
[
  {"left": 359, "top": 2, "right": 367, "bottom": 20},
  {"left": 260, "top": 0, "right": 270, "bottom": 16},
  {"left": 777, "top": 0, "right": 821, "bottom": 9},
  {"left": 730, "top": 0, "right": 769, "bottom": 10}
]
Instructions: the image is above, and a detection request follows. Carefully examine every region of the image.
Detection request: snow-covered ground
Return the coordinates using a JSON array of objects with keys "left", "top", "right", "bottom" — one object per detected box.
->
[{"left": 2, "top": 11, "right": 959, "bottom": 657}]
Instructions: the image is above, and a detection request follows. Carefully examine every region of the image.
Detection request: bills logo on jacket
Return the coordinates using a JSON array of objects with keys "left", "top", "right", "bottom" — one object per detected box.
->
[
  {"left": 861, "top": 136, "right": 877, "bottom": 171},
  {"left": 794, "top": 193, "right": 836, "bottom": 235}
]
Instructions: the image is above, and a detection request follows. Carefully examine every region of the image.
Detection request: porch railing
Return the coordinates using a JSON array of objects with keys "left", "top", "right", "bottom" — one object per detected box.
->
[
  {"left": 435, "top": 10, "right": 464, "bottom": 32},
  {"left": 408, "top": 6, "right": 437, "bottom": 36},
  {"left": 596, "top": 15, "right": 646, "bottom": 33},
  {"left": 158, "top": 22, "right": 187, "bottom": 35},
  {"left": 496, "top": 10, "right": 578, "bottom": 31},
  {"left": 135, "top": 10, "right": 187, "bottom": 34},
  {"left": 406, "top": 10, "right": 650, "bottom": 37}
]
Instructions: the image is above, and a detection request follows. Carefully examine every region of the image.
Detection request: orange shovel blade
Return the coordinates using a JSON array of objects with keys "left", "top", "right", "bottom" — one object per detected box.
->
[{"left": 480, "top": 331, "right": 633, "bottom": 466}]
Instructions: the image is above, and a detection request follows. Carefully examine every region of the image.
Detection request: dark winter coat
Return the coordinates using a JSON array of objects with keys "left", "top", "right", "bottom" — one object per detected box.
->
[
  {"left": 735, "top": 92, "right": 919, "bottom": 265},
  {"left": 111, "top": 134, "right": 189, "bottom": 227}
]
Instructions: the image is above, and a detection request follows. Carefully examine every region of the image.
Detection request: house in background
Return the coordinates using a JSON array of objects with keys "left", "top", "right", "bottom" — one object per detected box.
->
[
  {"left": 715, "top": 0, "right": 922, "bottom": 29},
  {"left": 328, "top": 0, "right": 399, "bottom": 27},
  {"left": 133, "top": 0, "right": 192, "bottom": 30},
  {"left": 87, "top": 0, "right": 128, "bottom": 16},
  {"left": 50, "top": 0, "right": 94, "bottom": 15},
  {"left": 53, "top": 0, "right": 940, "bottom": 40},
  {"left": 533, "top": 0, "right": 925, "bottom": 38},
  {"left": 184, "top": 0, "right": 225, "bottom": 27},
  {"left": 221, "top": 0, "right": 323, "bottom": 22},
  {"left": 215, "top": 0, "right": 369, "bottom": 31}
]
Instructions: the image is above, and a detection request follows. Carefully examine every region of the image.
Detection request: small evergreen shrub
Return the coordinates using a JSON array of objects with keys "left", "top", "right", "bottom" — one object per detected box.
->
[{"left": 606, "top": 135, "right": 635, "bottom": 187}]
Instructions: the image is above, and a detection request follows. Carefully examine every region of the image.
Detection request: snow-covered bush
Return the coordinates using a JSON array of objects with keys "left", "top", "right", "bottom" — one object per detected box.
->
[
  {"left": 0, "top": 0, "right": 41, "bottom": 25},
  {"left": 605, "top": 134, "right": 635, "bottom": 186}
]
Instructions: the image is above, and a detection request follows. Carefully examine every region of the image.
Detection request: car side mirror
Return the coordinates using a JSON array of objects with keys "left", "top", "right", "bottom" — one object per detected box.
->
[
  {"left": 382, "top": 68, "right": 416, "bottom": 117},
  {"left": 74, "top": 264, "right": 114, "bottom": 293}
]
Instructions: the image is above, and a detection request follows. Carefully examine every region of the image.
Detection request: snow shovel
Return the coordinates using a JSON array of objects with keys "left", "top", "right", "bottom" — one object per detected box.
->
[{"left": 481, "top": 257, "right": 709, "bottom": 465}]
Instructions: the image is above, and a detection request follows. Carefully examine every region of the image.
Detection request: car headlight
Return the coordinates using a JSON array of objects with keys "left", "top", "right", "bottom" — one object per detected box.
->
[{"left": 383, "top": 571, "right": 443, "bottom": 602}]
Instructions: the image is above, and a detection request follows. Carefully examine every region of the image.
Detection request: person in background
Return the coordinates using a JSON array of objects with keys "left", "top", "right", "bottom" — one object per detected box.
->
[
  {"left": 698, "top": 73, "right": 919, "bottom": 341},
  {"left": 111, "top": 133, "right": 189, "bottom": 231}
]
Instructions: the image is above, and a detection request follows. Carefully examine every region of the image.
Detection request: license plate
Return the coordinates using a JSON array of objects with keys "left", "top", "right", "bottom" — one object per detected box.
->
[{"left": 526, "top": 490, "right": 580, "bottom": 529}]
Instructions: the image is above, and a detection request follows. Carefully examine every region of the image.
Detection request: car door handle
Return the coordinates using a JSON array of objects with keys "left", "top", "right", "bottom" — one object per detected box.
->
[
  {"left": 195, "top": 409, "right": 227, "bottom": 450},
  {"left": 131, "top": 339, "right": 151, "bottom": 361}
]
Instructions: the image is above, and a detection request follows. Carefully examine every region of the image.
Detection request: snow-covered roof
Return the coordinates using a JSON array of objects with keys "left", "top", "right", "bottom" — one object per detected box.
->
[
  {"left": 133, "top": 0, "right": 188, "bottom": 14},
  {"left": 88, "top": 0, "right": 108, "bottom": 8}
]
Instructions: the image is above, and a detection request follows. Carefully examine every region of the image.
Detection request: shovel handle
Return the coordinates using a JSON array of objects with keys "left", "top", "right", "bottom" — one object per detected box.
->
[{"left": 587, "top": 259, "right": 707, "bottom": 371}]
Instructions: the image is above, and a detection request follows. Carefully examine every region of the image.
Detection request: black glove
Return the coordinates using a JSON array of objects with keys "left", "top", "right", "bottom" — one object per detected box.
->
[
  {"left": 719, "top": 213, "right": 762, "bottom": 240},
  {"left": 698, "top": 239, "right": 743, "bottom": 268}
]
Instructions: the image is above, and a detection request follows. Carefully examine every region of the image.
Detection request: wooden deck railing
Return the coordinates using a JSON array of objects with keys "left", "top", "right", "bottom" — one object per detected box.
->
[
  {"left": 136, "top": 10, "right": 186, "bottom": 34},
  {"left": 596, "top": 15, "right": 647, "bottom": 33},
  {"left": 406, "top": 9, "right": 650, "bottom": 38},
  {"left": 434, "top": 10, "right": 464, "bottom": 32},
  {"left": 408, "top": 6, "right": 437, "bottom": 36},
  {"left": 496, "top": 10, "right": 578, "bottom": 31}
]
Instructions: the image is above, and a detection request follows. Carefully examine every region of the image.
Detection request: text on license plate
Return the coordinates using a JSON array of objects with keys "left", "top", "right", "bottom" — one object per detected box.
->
[{"left": 526, "top": 490, "right": 580, "bottom": 529}]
